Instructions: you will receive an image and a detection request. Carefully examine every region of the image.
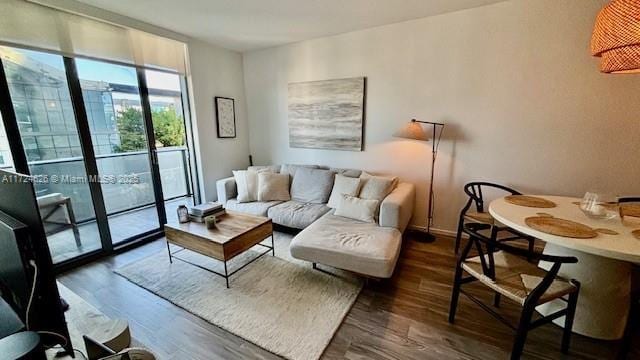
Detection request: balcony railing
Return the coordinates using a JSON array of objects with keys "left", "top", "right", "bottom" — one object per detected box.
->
[{"left": 18, "top": 147, "right": 191, "bottom": 222}]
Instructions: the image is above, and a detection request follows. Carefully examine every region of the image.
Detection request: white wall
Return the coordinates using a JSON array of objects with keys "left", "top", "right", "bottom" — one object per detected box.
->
[
  {"left": 243, "top": 0, "right": 640, "bottom": 233},
  {"left": 187, "top": 39, "right": 250, "bottom": 201}
]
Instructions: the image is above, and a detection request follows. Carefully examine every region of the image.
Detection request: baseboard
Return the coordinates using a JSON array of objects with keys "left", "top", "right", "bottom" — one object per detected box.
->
[{"left": 407, "top": 225, "right": 468, "bottom": 239}]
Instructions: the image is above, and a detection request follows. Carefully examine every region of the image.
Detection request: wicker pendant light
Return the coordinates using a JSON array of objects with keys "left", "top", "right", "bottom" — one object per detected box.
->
[{"left": 591, "top": 0, "right": 640, "bottom": 73}]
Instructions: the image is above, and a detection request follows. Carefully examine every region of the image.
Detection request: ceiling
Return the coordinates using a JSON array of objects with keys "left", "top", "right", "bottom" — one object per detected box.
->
[{"left": 74, "top": 0, "right": 507, "bottom": 52}]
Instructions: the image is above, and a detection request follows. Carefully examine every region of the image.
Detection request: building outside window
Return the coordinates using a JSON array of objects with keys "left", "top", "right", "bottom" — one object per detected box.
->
[
  {"left": 0, "top": 113, "right": 13, "bottom": 170},
  {"left": 0, "top": 47, "right": 184, "bottom": 162}
]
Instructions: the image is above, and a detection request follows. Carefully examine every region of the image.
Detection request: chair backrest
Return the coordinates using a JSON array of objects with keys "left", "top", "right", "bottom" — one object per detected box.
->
[
  {"left": 462, "top": 182, "right": 522, "bottom": 213},
  {"left": 460, "top": 223, "right": 578, "bottom": 304},
  {"left": 619, "top": 197, "right": 640, "bottom": 219},
  {"left": 464, "top": 223, "right": 577, "bottom": 264}
]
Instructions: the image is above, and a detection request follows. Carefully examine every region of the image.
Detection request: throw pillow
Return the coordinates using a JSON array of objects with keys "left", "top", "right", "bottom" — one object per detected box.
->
[
  {"left": 290, "top": 167, "right": 335, "bottom": 204},
  {"left": 280, "top": 164, "right": 319, "bottom": 181},
  {"left": 327, "top": 174, "right": 362, "bottom": 208},
  {"left": 233, "top": 169, "right": 266, "bottom": 203},
  {"left": 358, "top": 171, "right": 398, "bottom": 202},
  {"left": 257, "top": 172, "right": 290, "bottom": 201},
  {"left": 233, "top": 170, "right": 250, "bottom": 203},
  {"left": 329, "top": 167, "right": 362, "bottom": 178},
  {"left": 248, "top": 165, "right": 281, "bottom": 173},
  {"left": 334, "top": 195, "right": 379, "bottom": 223}
]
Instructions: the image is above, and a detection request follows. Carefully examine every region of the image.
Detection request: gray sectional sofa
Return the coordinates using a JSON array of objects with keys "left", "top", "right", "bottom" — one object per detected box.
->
[{"left": 215, "top": 164, "right": 415, "bottom": 278}]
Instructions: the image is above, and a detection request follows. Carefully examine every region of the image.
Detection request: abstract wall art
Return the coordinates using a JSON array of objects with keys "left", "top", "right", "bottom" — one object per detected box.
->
[{"left": 288, "top": 77, "right": 365, "bottom": 151}]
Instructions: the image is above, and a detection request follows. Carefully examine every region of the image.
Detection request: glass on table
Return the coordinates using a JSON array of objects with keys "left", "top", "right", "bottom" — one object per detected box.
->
[{"left": 580, "top": 192, "right": 618, "bottom": 220}]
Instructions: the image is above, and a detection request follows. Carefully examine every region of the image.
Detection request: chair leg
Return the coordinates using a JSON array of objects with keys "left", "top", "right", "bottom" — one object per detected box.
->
[
  {"left": 450, "top": 234, "right": 474, "bottom": 324},
  {"left": 494, "top": 293, "right": 501, "bottom": 308},
  {"left": 454, "top": 219, "right": 464, "bottom": 254},
  {"left": 562, "top": 289, "right": 579, "bottom": 354},
  {"left": 448, "top": 263, "right": 463, "bottom": 324},
  {"left": 511, "top": 306, "right": 535, "bottom": 360}
]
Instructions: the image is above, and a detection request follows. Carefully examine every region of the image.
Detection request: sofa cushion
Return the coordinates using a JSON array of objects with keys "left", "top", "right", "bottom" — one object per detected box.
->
[
  {"left": 267, "top": 201, "right": 331, "bottom": 229},
  {"left": 290, "top": 167, "right": 335, "bottom": 204},
  {"left": 225, "top": 198, "right": 282, "bottom": 217},
  {"left": 334, "top": 195, "right": 378, "bottom": 223},
  {"left": 280, "top": 164, "right": 318, "bottom": 180},
  {"left": 327, "top": 174, "right": 362, "bottom": 208},
  {"left": 257, "top": 172, "right": 290, "bottom": 201},
  {"left": 290, "top": 212, "right": 402, "bottom": 278}
]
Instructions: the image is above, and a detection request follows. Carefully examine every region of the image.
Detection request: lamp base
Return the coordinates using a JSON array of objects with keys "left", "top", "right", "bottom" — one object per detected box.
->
[{"left": 409, "top": 229, "right": 436, "bottom": 243}]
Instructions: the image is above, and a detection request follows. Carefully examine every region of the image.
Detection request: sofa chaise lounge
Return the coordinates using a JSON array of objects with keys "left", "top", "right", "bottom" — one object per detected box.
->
[{"left": 216, "top": 165, "right": 415, "bottom": 278}]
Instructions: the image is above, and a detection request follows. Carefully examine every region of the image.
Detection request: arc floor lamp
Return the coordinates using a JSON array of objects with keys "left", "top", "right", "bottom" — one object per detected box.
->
[{"left": 394, "top": 119, "right": 445, "bottom": 241}]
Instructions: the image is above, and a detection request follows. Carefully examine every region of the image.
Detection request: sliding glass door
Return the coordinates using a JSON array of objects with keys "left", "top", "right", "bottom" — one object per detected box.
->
[
  {"left": 75, "top": 59, "right": 161, "bottom": 244},
  {"left": 0, "top": 45, "right": 198, "bottom": 266},
  {"left": 145, "top": 69, "right": 195, "bottom": 223},
  {"left": 0, "top": 111, "right": 14, "bottom": 170},
  {"left": 0, "top": 46, "right": 102, "bottom": 263}
]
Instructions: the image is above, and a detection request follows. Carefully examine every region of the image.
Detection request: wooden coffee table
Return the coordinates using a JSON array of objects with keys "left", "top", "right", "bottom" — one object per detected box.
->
[{"left": 164, "top": 211, "right": 274, "bottom": 288}]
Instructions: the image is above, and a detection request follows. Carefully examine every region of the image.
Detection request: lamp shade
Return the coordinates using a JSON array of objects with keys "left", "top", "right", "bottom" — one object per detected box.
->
[
  {"left": 393, "top": 119, "right": 429, "bottom": 141},
  {"left": 591, "top": 0, "right": 640, "bottom": 73}
]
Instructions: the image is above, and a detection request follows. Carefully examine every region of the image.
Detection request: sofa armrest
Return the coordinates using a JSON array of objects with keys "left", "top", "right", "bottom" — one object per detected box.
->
[
  {"left": 216, "top": 176, "right": 237, "bottom": 205},
  {"left": 379, "top": 182, "right": 415, "bottom": 232}
]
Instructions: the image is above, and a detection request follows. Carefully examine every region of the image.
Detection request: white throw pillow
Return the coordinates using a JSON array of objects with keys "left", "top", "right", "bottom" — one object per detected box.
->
[
  {"left": 232, "top": 170, "right": 251, "bottom": 203},
  {"left": 358, "top": 171, "right": 398, "bottom": 202},
  {"left": 334, "top": 195, "right": 379, "bottom": 223},
  {"left": 233, "top": 169, "right": 265, "bottom": 203},
  {"left": 257, "top": 172, "right": 290, "bottom": 201},
  {"left": 248, "top": 165, "right": 281, "bottom": 173},
  {"left": 327, "top": 174, "right": 362, "bottom": 208}
]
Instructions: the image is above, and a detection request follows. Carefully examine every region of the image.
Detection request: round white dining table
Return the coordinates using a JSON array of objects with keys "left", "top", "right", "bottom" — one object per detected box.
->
[{"left": 489, "top": 195, "right": 640, "bottom": 340}]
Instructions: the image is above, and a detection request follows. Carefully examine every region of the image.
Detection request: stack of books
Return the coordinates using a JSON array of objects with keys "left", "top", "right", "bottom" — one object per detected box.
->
[{"left": 189, "top": 202, "right": 225, "bottom": 223}]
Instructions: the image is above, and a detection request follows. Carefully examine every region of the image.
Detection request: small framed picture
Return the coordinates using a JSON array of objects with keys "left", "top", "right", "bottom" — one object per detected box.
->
[{"left": 215, "top": 96, "right": 236, "bottom": 138}]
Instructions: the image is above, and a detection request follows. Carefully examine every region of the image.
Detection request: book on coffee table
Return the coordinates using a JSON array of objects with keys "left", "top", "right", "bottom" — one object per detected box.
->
[
  {"left": 189, "top": 202, "right": 223, "bottom": 217},
  {"left": 189, "top": 208, "right": 226, "bottom": 223}
]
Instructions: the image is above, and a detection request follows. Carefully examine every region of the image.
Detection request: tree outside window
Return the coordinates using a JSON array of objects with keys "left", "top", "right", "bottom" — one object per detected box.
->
[{"left": 113, "top": 107, "right": 185, "bottom": 153}]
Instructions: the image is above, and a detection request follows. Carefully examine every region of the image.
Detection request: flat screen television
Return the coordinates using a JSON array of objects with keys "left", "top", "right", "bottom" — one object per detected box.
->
[{"left": 0, "top": 169, "right": 72, "bottom": 353}]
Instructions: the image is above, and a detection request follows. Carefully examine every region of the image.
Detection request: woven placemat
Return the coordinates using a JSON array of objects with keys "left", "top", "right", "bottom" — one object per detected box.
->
[
  {"left": 505, "top": 195, "right": 556, "bottom": 208},
  {"left": 594, "top": 228, "right": 619, "bottom": 235},
  {"left": 525, "top": 216, "right": 597, "bottom": 238}
]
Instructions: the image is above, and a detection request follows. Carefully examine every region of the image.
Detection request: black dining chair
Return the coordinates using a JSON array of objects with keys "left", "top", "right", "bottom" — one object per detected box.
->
[
  {"left": 619, "top": 197, "right": 640, "bottom": 221},
  {"left": 618, "top": 196, "right": 640, "bottom": 359},
  {"left": 454, "top": 182, "right": 535, "bottom": 256},
  {"left": 449, "top": 224, "right": 581, "bottom": 359}
]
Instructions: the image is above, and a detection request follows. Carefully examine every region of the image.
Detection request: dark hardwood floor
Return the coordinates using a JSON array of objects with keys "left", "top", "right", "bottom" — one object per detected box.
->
[{"left": 58, "top": 233, "right": 639, "bottom": 360}]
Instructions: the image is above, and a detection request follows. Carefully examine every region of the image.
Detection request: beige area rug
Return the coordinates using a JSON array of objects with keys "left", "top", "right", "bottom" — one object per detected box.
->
[{"left": 114, "top": 232, "right": 363, "bottom": 360}]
